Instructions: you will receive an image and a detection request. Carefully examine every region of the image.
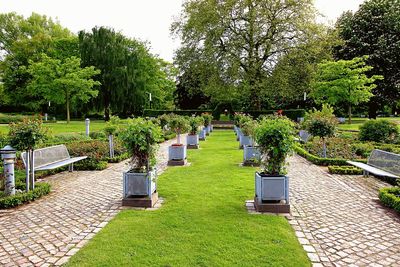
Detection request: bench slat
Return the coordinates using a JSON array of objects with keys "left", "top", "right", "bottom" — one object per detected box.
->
[
  {"left": 35, "top": 156, "right": 88, "bottom": 171},
  {"left": 347, "top": 161, "right": 399, "bottom": 178}
]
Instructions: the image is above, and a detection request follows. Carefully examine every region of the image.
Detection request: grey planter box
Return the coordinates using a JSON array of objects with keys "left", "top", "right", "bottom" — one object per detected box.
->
[
  {"left": 187, "top": 134, "right": 199, "bottom": 148},
  {"left": 168, "top": 145, "right": 187, "bottom": 161},
  {"left": 299, "top": 130, "right": 311, "bottom": 143},
  {"left": 236, "top": 128, "right": 242, "bottom": 141},
  {"left": 210, "top": 125, "right": 214, "bottom": 132},
  {"left": 239, "top": 135, "right": 252, "bottom": 149},
  {"left": 234, "top": 125, "right": 238, "bottom": 135},
  {"left": 255, "top": 172, "right": 289, "bottom": 204},
  {"left": 243, "top": 146, "right": 261, "bottom": 165},
  {"left": 123, "top": 169, "right": 156, "bottom": 197},
  {"left": 199, "top": 129, "right": 206, "bottom": 140},
  {"left": 338, "top": 117, "right": 346, "bottom": 123},
  {"left": 205, "top": 126, "right": 210, "bottom": 135}
]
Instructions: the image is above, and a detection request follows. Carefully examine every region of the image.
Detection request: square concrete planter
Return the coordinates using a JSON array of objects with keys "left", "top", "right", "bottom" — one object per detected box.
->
[
  {"left": 243, "top": 146, "right": 261, "bottom": 166},
  {"left": 199, "top": 129, "right": 206, "bottom": 141},
  {"left": 210, "top": 125, "right": 214, "bottom": 132},
  {"left": 187, "top": 134, "right": 199, "bottom": 149},
  {"left": 234, "top": 125, "right": 238, "bottom": 135},
  {"left": 236, "top": 128, "right": 242, "bottom": 141},
  {"left": 254, "top": 172, "right": 290, "bottom": 213},
  {"left": 205, "top": 126, "right": 210, "bottom": 136},
  {"left": 168, "top": 145, "right": 187, "bottom": 166},
  {"left": 122, "top": 169, "right": 158, "bottom": 207},
  {"left": 239, "top": 135, "right": 252, "bottom": 149}
]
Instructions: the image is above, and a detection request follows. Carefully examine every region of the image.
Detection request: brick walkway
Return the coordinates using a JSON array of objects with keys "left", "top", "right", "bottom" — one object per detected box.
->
[
  {"left": 288, "top": 155, "right": 400, "bottom": 267},
  {"left": 0, "top": 136, "right": 185, "bottom": 267}
]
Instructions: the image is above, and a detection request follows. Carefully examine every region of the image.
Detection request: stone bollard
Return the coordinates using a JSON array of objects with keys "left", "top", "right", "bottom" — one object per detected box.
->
[
  {"left": 0, "top": 145, "right": 16, "bottom": 196},
  {"left": 85, "top": 118, "right": 90, "bottom": 137}
]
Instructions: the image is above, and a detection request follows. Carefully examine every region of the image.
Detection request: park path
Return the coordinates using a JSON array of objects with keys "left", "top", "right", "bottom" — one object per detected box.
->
[
  {"left": 0, "top": 135, "right": 186, "bottom": 267},
  {"left": 288, "top": 155, "right": 400, "bottom": 267}
]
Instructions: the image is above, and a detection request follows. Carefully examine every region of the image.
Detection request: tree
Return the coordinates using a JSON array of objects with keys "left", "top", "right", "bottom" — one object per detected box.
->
[
  {"left": 172, "top": 0, "right": 317, "bottom": 110},
  {"left": 311, "top": 56, "right": 383, "bottom": 124},
  {"left": 334, "top": 0, "right": 400, "bottom": 118},
  {"left": 27, "top": 54, "right": 100, "bottom": 123},
  {"left": 0, "top": 12, "right": 76, "bottom": 111}
]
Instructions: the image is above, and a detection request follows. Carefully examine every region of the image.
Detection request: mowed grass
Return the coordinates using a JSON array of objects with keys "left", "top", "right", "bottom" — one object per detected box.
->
[
  {"left": 337, "top": 117, "right": 400, "bottom": 131},
  {"left": 0, "top": 120, "right": 107, "bottom": 135},
  {"left": 67, "top": 130, "right": 309, "bottom": 267}
]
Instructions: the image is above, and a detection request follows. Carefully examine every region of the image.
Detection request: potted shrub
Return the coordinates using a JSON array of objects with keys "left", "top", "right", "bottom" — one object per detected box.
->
[
  {"left": 202, "top": 113, "right": 213, "bottom": 135},
  {"left": 199, "top": 117, "right": 207, "bottom": 141},
  {"left": 103, "top": 115, "right": 120, "bottom": 158},
  {"left": 242, "top": 120, "right": 261, "bottom": 166},
  {"left": 168, "top": 115, "right": 190, "bottom": 166},
  {"left": 303, "top": 104, "right": 338, "bottom": 158},
  {"left": 238, "top": 115, "right": 252, "bottom": 149},
  {"left": 119, "top": 118, "right": 162, "bottom": 207},
  {"left": 253, "top": 116, "right": 295, "bottom": 213},
  {"left": 187, "top": 116, "right": 203, "bottom": 149}
]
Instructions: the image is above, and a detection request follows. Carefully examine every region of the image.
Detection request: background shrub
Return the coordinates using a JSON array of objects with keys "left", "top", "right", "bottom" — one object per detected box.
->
[
  {"left": 0, "top": 182, "right": 51, "bottom": 209},
  {"left": 379, "top": 187, "right": 400, "bottom": 213},
  {"left": 328, "top": 165, "right": 363, "bottom": 175},
  {"left": 89, "top": 131, "right": 106, "bottom": 140},
  {"left": 359, "top": 120, "right": 399, "bottom": 143}
]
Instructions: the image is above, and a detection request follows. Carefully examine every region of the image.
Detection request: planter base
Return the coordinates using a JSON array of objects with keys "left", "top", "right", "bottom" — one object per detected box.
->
[
  {"left": 199, "top": 137, "right": 206, "bottom": 141},
  {"left": 254, "top": 197, "right": 290, "bottom": 213},
  {"left": 122, "top": 192, "right": 158, "bottom": 208},
  {"left": 168, "top": 159, "right": 187, "bottom": 166},
  {"left": 242, "top": 161, "right": 260, "bottom": 167},
  {"left": 239, "top": 145, "right": 244, "bottom": 149},
  {"left": 187, "top": 144, "right": 199, "bottom": 149}
]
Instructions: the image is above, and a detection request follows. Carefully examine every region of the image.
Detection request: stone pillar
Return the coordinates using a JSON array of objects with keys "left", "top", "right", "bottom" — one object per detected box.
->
[{"left": 0, "top": 145, "right": 16, "bottom": 196}]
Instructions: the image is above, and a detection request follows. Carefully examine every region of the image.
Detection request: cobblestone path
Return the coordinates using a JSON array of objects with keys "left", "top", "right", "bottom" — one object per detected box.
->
[
  {"left": 0, "top": 136, "right": 186, "bottom": 267},
  {"left": 288, "top": 155, "right": 400, "bottom": 267}
]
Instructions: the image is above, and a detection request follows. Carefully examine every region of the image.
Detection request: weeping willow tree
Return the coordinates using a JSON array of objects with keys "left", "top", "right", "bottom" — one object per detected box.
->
[{"left": 78, "top": 27, "right": 175, "bottom": 119}]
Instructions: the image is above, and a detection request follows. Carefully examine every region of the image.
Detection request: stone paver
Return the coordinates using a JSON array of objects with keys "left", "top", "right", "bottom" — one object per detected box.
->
[
  {"left": 288, "top": 155, "right": 400, "bottom": 267},
  {"left": 0, "top": 136, "right": 186, "bottom": 266}
]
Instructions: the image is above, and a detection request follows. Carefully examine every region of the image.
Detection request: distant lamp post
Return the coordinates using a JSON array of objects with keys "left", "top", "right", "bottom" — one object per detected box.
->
[
  {"left": 149, "top": 93, "right": 152, "bottom": 109},
  {"left": 304, "top": 92, "right": 307, "bottom": 101}
]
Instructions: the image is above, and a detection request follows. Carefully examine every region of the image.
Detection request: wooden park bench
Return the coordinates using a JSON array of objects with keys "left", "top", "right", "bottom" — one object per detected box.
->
[
  {"left": 347, "top": 149, "right": 400, "bottom": 179},
  {"left": 22, "top": 145, "right": 87, "bottom": 172}
]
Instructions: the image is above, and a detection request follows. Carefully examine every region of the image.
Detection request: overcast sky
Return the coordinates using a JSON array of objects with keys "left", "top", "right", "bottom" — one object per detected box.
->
[{"left": 0, "top": 0, "right": 364, "bottom": 62}]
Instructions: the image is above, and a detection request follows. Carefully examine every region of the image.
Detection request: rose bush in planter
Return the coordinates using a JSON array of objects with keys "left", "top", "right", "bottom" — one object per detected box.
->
[
  {"left": 253, "top": 116, "right": 295, "bottom": 212},
  {"left": 202, "top": 113, "right": 213, "bottom": 135},
  {"left": 237, "top": 114, "right": 252, "bottom": 146},
  {"left": 119, "top": 118, "right": 162, "bottom": 207},
  {"left": 303, "top": 104, "right": 337, "bottom": 158},
  {"left": 187, "top": 116, "right": 203, "bottom": 149},
  {"left": 242, "top": 120, "right": 261, "bottom": 166},
  {"left": 168, "top": 115, "right": 190, "bottom": 165}
]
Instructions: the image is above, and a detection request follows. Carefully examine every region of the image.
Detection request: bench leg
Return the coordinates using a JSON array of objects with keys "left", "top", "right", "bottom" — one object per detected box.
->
[
  {"left": 363, "top": 170, "right": 369, "bottom": 177},
  {"left": 69, "top": 163, "right": 74, "bottom": 172}
]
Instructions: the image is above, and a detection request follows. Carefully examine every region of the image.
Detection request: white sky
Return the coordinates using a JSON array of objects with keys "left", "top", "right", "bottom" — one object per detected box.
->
[{"left": 0, "top": 0, "right": 364, "bottom": 62}]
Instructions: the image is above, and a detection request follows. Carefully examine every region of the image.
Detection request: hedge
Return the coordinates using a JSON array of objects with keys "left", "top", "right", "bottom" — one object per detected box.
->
[
  {"left": 294, "top": 145, "right": 358, "bottom": 166},
  {"left": 379, "top": 187, "right": 400, "bottom": 213},
  {"left": 143, "top": 109, "right": 212, "bottom": 117},
  {"left": 0, "top": 182, "right": 51, "bottom": 209},
  {"left": 328, "top": 165, "right": 363, "bottom": 175},
  {"left": 246, "top": 109, "right": 305, "bottom": 121}
]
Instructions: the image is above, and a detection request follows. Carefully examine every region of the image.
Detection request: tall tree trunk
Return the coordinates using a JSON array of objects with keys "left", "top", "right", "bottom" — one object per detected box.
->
[{"left": 348, "top": 104, "right": 352, "bottom": 124}]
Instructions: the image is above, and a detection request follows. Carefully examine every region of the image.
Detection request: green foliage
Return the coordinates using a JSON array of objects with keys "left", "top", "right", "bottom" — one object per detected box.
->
[
  {"left": 27, "top": 54, "right": 100, "bottom": 122},
  {"left": 379, "top": 187, "right": 400, "bottom": 213},
  {"left": 0, "top": 182, "right": 51, "bottom": 209},
  {"left": 304, "top": 105, "right": 337, "bottom": 139},
  {"left": 294, "top": 145, "right": 360, "bottom": 166},
  {"left": 359, "top": 120, "right": 399, "bottom": 143},
  {"left": 188, "top": 116, "right": 202, "bottom": 135},
  {"left": 303, "top": 137, "right": 362, "bottom": 160},
  {"left": 311, "top": 56, "right": 383, "bottom": 122},
  {"left": 119, "top": 118, "right": 162, "bottom": 172},
  {"left": 89, "top": 131, "right": 106, "bottom": 140},
  {"left": 46, "top": 133, "right": 90, "bottom": 145},
  {"left": 241, "top": 120, "right": 258, "bottom": 137},
  {"left": 143, "top": 109, "right": 212, "bottom": 117},
  {"left": 172, "top": 0, "right": 317, "bottom": 109},
  {"left": 255, "top": 116, "right": 295, "bottom": 175},
  {"left": 246, "top": 109, "right": 306, "bottom": 121},
  {"left": 168, "top": 115, "right": 190, "bottom": 143},
  {"left": 103, "top": 116, "right": 121, "bottom": 135},
  {"left": 328, "top": 165, "right": 363, "bottom": 175},
  {"left": 8, "top": 118, "right": 47, "bottom": 150},
  {"left": 335, "top": 0, "right": 400, "bottom": 115},
  {"left": 201, "top": 113, "right": 213, "bottom": 127}
]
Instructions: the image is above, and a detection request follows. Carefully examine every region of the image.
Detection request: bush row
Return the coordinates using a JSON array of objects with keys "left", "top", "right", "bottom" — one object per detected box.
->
[
  {"left": 143, "top": 109, "right": 212, "bottom": 117},
  {"left": 246, "top": 109, "right": 305, "bottom": 121},
  {"left": 328, "top": 165, "right": 363, "bottom": 175},
  {"left": 379, "top": 187, "right": 400, "bottom": 213},
  {"left": 0, "top": 182, "right": 51, "bottom": 209}
]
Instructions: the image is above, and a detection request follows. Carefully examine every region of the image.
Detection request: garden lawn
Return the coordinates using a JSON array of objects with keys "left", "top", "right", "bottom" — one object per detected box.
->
[
  {"left": 0, "top": 120, "right": 107, "bottom": 135},
  {"left": 67, "top": 130, "right": 309, "bottom": 267},
  {"left": 337, "top": 117, "right": 400, "bottom": 131}
]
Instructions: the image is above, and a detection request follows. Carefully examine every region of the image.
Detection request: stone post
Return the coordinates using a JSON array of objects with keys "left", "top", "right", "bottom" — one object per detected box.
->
[
  {"left": 0, "top": 145, "right": 16, "bottom": 196},
  {"left": 85, "top": 118, "right": 90, "bottom": 137}
]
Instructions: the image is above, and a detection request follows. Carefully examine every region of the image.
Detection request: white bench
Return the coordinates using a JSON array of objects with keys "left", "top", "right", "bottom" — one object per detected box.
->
[
  {"left": 347, "top": 149, "right": 400, "bottom": 179},
  {"left": 21, "top": 145, "right": 87, "bottom": 172}
]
